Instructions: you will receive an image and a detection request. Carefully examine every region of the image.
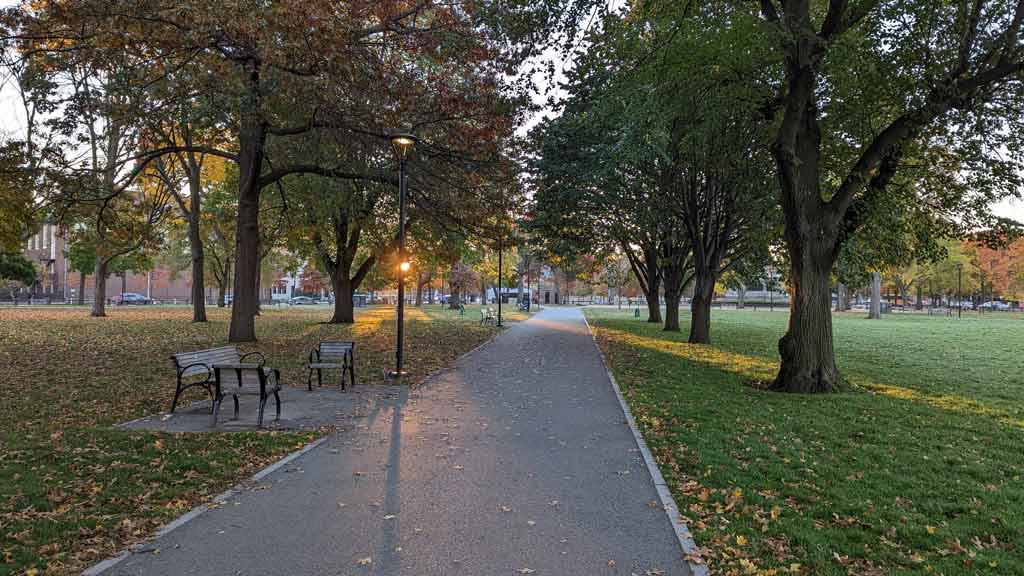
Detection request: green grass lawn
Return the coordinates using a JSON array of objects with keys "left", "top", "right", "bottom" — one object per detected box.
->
[
  {"left": 0, "top": 304, "right": 511, "bottom": 576},
  {"left": 584, "top": 308, "right": 1023, "bottom": 576}
]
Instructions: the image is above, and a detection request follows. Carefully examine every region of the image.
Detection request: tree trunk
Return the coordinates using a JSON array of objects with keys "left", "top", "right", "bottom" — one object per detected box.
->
[
  {"left": 915, "top": 284, "right": 923, "bottom": 310},
  {"left": 836, "top": 282, "right": 848, "bottom": 311},
  {"left": 228, "top": 95, "right": 265, "bottom": 342},
  {"left": 120, "top": 272, "right": 126, "bottom": 297},
  {"left": 91, "top": 257, "right": 108, "bottom": 317},
  {"left": 254, "top": 254, "right": 262, "bottom": 316},
  {"left": 643, "top": 247, "right": 662, "bottom": 323},
  {"left": 869, "top": 272, "right": 881, "bottom": 319},
  {"left": 771, "top": 245, "right": 840, "bottom": 393},
  {"left": 448, "top": 286, "right": 461, "bottom": 309},
  {"left": 77, "top": 273, "right": 86, "bottom": 306},
  {"left": 329, "top": 274, "right": 355, "bottom": 323},
  {"left": 663, "top": 289, "right": 682, "bottom": 332},
  {"left": 736, "top": 282, "right": 746, "bottom": 309},
  {"left": 415, "top": 272, "right": 423, "bottom": 307},
  {"left": 689, "top": 272, "right": 715, "bottom": 344},
  {"left": 187, "top": 188, "right": 207, "bottom": 322}
]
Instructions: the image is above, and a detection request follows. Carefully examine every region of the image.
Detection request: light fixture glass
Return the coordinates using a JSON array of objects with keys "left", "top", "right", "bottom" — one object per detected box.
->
[
  {"left": 399, "top": 261, "right": 411, "bottom": 272},
  {"left": 389, "top": 132, "right": 417, "bottom": 160}
]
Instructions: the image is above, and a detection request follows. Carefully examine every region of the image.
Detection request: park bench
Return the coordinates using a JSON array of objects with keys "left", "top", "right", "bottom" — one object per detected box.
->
[
  {"left": 480, "top": 307, "right": 497, "bottom": 326},
  {"left": 306, "top": 341, "right": 356, "bottom": 390},
  {"left": 170, "top": 346, "right": 282, "bottom": 427}
]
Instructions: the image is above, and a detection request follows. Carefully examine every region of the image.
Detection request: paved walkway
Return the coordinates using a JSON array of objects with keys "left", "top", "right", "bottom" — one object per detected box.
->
[{"left": 103, "top": 307, "right": 691, "bottom": 576}]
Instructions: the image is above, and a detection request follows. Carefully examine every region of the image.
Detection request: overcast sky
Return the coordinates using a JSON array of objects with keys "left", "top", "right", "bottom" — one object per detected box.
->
[{"left": 1, "top": 5, "right": 1022, "bottom": 224}]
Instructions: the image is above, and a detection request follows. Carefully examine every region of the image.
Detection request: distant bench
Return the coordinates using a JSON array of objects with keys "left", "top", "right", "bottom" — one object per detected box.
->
[
  {"left": 306, "top": 341, "right": 356, "bottom": 390},
  {"left": 170, "top": 346, "right": 282, "bottom": 427},
  {"left": 480, "top": 307, "right": 497, "bottom": 326}
]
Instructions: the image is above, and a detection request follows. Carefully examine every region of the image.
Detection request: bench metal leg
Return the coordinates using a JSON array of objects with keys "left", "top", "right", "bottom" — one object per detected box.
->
[
  {"left": 170, "top": 385, "right": 182, "bottom": 413},
  {"left": 317, "top": 368, "right": 323, "bottom": 388},
  {"left": 349, "top": 351, "right": 356, "bottom": 387},
  {"left": 257, "top": 395, "right": 266, "bottom": 428},
  {"left": 274, "top": 390, "right": 282, "bottom": 420},
  {"left": 232, "top": 395, "right": 240, "bottom": 420},
  {"left": 210, "top": 394, "right": 223, "bottom": 427},
  {"left": 306, "top": 368, "right": 313, "bottom": 391}
]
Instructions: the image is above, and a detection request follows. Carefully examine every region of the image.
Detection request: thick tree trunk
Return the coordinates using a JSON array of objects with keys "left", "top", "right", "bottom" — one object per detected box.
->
[
  {"left": 91, "top": 257, "right": 108, "bottom": 317},
  {"left": 664, "top": 289, "right": 682, "bottom": 331},
  {"left": 228, "top": 100, "right": 265, "bottom": 342},
  {"left": 329, "top": 274, "right": 355, "bottom": 323},
  {"left": 415, "top": 272, "right": 423, "bottom": 307},
  {"left": 689, "top": 272, "right": 715, "bottom": 344},
  {"left": 869, "top": 272, "right": 882, "bottom": 319},
  {"left": 736, "top": 282, "right": 746, "bottom": 309},
  {"left": 254, "top": 255, "right": 262, "bottom": 316},
  {"left": 915, "top": 285, "right": 923, "bottom": 310},
  {"left": 643, "top": 247, "right": 662, "bottom": 323},
  {"left": 77, "top": 273, "right": 86, "bottom": 306},
  {"left": 187, "top": 187, "right": 207, "bottom": 322},
  {"left": 771, "top": 242, "right": 840, "bottom": 393}
]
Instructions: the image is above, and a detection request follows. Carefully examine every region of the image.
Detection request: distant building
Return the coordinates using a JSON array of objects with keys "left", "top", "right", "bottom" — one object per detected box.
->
[{"left": 22, "top": 222, "right": 67, "bottom": 297}]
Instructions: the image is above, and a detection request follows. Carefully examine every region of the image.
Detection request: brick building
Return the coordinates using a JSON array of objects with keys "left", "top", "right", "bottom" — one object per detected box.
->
[
  {"left": 19, "top": 223, "right": 194, "bottom": 302},
  {"left": 22, "top": 222, "right": 68, "bottom": 297}
]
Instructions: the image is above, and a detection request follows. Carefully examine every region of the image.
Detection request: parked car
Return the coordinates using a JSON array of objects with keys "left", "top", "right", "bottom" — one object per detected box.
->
[
  {"left": 118, "top": 292, "right": 151, "bottom": 305},
  {"left": 289, "top": 296, "right": 318, "bottom": 305},
  {"left": 979, "top": 301, "right": 1011, "bottom": 310}
]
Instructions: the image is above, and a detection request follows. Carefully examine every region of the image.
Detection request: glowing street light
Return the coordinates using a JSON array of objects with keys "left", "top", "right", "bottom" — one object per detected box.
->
[{"left": 388, "top": 132, "right": 416, "bottom": 378}]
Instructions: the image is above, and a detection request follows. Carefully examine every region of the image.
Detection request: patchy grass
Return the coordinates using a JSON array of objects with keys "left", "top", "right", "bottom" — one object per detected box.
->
[
  {"left": 584, "top": 308, "right": 1024, "bottom": 576},
  {"left": 0, "top": 304, "right": 505, "bottom": 576}
]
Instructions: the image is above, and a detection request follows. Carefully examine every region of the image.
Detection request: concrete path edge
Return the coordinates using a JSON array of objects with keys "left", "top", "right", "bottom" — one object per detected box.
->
[
  {"left": 81, "top": 436, "right": 330, "bottom": 576},
  {"left": 581, "top": 313, "right": 709, "bottom": 576}
]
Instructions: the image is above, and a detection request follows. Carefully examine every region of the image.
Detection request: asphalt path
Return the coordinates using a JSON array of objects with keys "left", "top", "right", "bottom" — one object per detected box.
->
[{"left": 103, "top": 307, "right": 690, "bottom": 576}]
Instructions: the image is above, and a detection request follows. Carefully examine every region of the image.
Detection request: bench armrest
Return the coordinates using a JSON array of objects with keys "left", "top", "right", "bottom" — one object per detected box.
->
[
  {"left": 309, "top": 348, "right": 321, "bottom": 363},
  {"left": 239, "top": 351, "right": 266, "bottom": 366},
  {"left": 177, "top": 362, "right": 213, "bottom": 380}
]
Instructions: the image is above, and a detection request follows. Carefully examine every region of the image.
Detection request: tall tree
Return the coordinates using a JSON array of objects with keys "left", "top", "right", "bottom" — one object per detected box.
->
[{"left": 754, "top": 0, "right": 1024, "bottom": 392}]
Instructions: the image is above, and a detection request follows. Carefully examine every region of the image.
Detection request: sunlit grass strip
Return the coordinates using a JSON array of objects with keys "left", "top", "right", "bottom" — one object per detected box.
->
[{"left": 586, "top": 308, "right": 1024, "bottom": 576}]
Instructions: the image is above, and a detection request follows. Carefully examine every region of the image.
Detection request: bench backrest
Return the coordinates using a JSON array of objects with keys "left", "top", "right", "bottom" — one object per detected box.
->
[
  {"left": 172, "top": 346, "right": 240, "bottom": 378},
  {"left": 319, "top": 341, "right": 354, "bottom": 360}
]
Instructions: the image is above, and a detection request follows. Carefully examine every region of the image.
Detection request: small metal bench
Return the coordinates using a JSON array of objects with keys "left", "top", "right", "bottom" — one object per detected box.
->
[
  {"left": 480, "top": 307, "right": 497, "bottom": 326},
  {"left": 306, "top": 341, "right": 356, "bottom": 390},
  {"left": 170, "top": 346, "right": 282, "bottom": 427}
]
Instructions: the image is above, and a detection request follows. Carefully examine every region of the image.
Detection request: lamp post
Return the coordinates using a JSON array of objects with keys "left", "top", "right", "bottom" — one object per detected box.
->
[
  {"left": 955, "top": 262, "right": 962, "bottom": 319},
  {"left": 388, "top": 132, "right": 416, "bottom": 378},
  {"left": 496, "top": 235, "right": 504, "bottom": 327}
]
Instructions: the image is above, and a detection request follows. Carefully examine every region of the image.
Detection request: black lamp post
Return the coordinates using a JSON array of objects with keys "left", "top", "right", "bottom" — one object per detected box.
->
[
  {"left": 388, "top": 132, "right": 416, "bottom": 378},
  {"left": 496, "top": 236, "right": 504, "bottom": 327}
]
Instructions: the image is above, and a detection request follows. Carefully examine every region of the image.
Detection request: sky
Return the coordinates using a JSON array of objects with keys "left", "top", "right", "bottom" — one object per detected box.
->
[{"left": 1, "top": 5, "right": 1022, "bottom": 225}]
